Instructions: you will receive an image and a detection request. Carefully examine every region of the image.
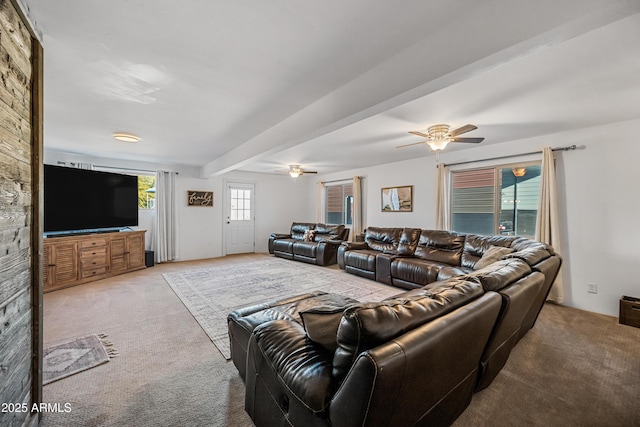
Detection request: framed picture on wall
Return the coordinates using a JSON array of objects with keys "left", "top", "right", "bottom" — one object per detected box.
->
[
  {"left": 381, "top": 185, "right": 413, "bottom": 212},
  {"left": 187, "top": 190, "right": 213, "bottom": 206}
]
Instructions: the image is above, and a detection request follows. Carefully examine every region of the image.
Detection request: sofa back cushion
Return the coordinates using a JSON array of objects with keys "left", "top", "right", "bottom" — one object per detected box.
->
[
  {"left": 461, "top": 234, "right": 518, "bottom": 269},
  {"left": 397, "top": 228, "right": 421, "bottom": 255},
  {"left": 364, "top": 227, "right": 402, "bottom": 253},
  {"left": 506, "top": 237, "right": 553, "bottom": 265},
  {"left": 332, "top": 278, "right": 484, "bottom": 381},
  {"left": 413, "top": 230, "right": 465, "bottom": 265},
  {"left": 314, "top": 223, "right": 346, "bottom": 241},
  {"left": 467, "top": 258, "right": 532, "bottom": 292},
  {"left": 290, "top": 222, "right": 316, "bottom": 240}
]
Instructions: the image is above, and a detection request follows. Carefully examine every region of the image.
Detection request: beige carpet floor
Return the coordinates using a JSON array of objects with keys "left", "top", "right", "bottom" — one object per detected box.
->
[{"left": 41, "top": 253, "right": 640, "bottom": 427}]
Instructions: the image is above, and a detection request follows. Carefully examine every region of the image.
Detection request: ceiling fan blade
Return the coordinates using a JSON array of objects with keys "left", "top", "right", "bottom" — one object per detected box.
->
[
  {"left": 451, "top": 137, "right": 484, "bottom": 143},
  {"left": 397, "top": 141, "right": 427, "bottom": 149},
  {"left": 449, "top": 124, "right": 477, "bottom": 137},
  {"left": 303, "top": 171, "right": 318, "bottom": 174},
  {"left": 408, "top": 131, "right": 429, "bottom": 138}
]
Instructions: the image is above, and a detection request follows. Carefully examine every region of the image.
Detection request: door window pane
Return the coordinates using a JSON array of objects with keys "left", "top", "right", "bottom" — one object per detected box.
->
[{"left": 230, "top": 188, "right": 252, "bottom": 221}]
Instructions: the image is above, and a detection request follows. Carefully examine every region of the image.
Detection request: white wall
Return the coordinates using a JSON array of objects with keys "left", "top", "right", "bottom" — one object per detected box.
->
[
  {"left": 174, "top": 170, "right": 313, "bottom": 259},
  {"left": 46, "top": 118, "right": 640, "bottom": 317},
  {"left": 314, "top": 119, "right": 640, "bottom": 317}
]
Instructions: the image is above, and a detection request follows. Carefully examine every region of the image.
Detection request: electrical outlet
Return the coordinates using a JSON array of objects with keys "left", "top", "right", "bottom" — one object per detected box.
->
[{"left": 588, "top": 283, "right": 598, "bottom": 294}]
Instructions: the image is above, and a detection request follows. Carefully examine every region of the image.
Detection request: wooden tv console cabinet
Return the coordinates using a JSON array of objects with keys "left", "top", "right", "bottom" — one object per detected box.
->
[{"left": 43, "top": 230, "right": 146, "bottom": 293}]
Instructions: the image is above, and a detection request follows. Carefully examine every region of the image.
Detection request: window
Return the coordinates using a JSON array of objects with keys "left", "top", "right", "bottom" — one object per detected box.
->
[
  {"left": 325, "top": 182, "right": 353, "bottom": 225},
  {"left": 230, "top": 188, "right": 252, "bottom": 220},
  {"left": 138, "top": 175, "right": 156, "bottom": 209},
  {"left": 451, "top": 163, "right": 541, "bottom": 237}
]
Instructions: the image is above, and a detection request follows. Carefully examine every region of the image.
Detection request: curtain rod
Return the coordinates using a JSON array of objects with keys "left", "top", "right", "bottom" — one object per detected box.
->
[
  {"left": 94, "top": 165, "right": 179, "bottom": 175},
  {"left": 442, "top": 144, "right": 577, "bottom": 168},
  {"left": 320, "top": 177, "right": 358, "bottom": 184}
]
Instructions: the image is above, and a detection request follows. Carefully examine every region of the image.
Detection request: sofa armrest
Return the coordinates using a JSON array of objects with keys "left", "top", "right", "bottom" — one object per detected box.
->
[
  {"left": 268, "top": 233, "right": 292, "bottom": 253},
  {"left": 337, "top": 241, "right": 369, "bottom": 269},
  {"left": 375, "top": 252, "right": 397, "bottom": 285},
  {"left": 271, "top": 233, "right": 291, "bottom": 239},
  {"left": 246, "top": 320, "right": 335, "bottom": 424},
  {"left": 315, "top": 239, "right": 345, "bottom": 266},
  {"left": 341, "top": 241, "right": 368, "bottom": 251}
]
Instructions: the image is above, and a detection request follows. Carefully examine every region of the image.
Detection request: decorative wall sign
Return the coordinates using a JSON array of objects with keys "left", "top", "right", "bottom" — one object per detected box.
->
[
  {"left": 188, "top": 191, "right": 213, "bottom": 206},
  {"left": 381, "top": 185, "right": 413, "bottom": 212}
]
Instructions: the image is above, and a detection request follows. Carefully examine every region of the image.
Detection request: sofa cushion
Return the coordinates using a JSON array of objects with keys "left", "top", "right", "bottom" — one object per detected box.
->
[
  {"left": 474, "top": 245, "right": 515, "bottom": 270},
  {"left": 364, "top": 227, "right": 402, "bottom": 252},
  {"left": 461, "top": 234, "right": 518, "bottom": 269},
  {"left": 414, "top": 230, "right": 465, "bottom": 265},
  {"left": 332, "top": 278, "right": 484, "bottom": 381},
  {"left": 273, "top": 238, "right": 296, "bottom": 254},
  {"left": 300, "top": 294, "right": 359, "bottom": 352},
  {"left": 292, "top": 241, "right": 318, "bottom": 258},
  {"left": 315, "top": 223, "right": 345, "bottom": 241},
  {"left": 343, "top": 249, "right": 378, "bottom": 272},
  {"left": 291, "top": 222, "right": 316, "bottom": 240},
  {"left": 397, "top": 228, "right": 421, "bottom": 255},
  {"left": 390, "top": 258, "right": 448, "bottom": 286},
  {"left": 468, "top": 258, "right": 532, "bottom": 292},
  {"left": 504, "top": 246, "right": 551, "bottom": 266}
]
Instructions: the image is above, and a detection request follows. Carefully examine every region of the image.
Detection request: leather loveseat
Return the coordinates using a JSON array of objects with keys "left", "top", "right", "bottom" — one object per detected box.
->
[{"left": 269, "top": 222, "right": 350, "bottom": 266}]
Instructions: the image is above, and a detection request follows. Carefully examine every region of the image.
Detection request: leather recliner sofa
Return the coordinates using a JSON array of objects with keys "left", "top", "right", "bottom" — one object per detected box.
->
[
  {"left": 228, "top": 228, "right": 562, "bottom": 426},
  {"left": 338, "top": 226, "right": 561, "bottom": 340},
  {"left": 269, "top": 222, "right": 350, "bottom": 266}
]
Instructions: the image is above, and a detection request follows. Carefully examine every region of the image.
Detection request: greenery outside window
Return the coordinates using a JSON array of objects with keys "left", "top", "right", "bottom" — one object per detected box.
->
[
  {"left": 325, "top": 182, "right": 353, "bottom": 225},
  {"left": 451, "top": 162, "right": 541, "bottom": 237},
  {"left": 138, "top": 175, "right": 156, "bottom": 209}
]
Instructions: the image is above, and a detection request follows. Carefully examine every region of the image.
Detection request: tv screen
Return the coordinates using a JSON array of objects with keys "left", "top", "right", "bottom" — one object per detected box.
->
[{"left": 44, "top": 164, "right": 139, "bottom": 234}]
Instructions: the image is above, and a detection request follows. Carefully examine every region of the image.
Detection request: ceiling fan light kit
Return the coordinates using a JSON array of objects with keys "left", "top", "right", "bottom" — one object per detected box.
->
[
  {"left": 402, "top": 124, "right": 484, "bottom": 152},
  {"left": 289, "top": 165, "right": 302, "bottom": 178}
]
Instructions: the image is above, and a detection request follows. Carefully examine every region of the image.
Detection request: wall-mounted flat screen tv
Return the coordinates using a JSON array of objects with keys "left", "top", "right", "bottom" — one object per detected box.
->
[{"left": 44, "top": 164, "right": 139, "bottom": 235}]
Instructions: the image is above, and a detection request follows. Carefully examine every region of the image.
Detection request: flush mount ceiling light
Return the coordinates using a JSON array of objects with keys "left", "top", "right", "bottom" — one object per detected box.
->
[{"left": 113, "top": 133, "right": 141, "bottom": 143}]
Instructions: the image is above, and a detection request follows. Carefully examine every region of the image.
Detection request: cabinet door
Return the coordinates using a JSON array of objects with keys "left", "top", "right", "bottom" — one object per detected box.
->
[
  {"left": 44, "top": 241, "right": 79, "bottom": 290},
  {"left": 110, "top": 236, "right": 127, "bottom": 272},
  {"left": 127, "top": 234, "right": 145, "bottom": 269}
]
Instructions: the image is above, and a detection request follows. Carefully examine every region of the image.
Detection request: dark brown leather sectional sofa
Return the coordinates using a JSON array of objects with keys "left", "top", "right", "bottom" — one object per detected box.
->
[
  {"left": 268, "top": 222, "right": 350, "bottom": 266},
  {"left": 229, "top": 226, "right": 562, "bottom": 426}
]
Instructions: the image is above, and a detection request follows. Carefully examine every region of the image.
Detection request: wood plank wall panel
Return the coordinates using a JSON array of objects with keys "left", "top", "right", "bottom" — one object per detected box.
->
[{"left": 0, "top": 0, "right": 40, "bottom": 425}]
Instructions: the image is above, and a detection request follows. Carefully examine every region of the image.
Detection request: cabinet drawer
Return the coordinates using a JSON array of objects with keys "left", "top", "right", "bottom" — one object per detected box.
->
[
  {"left": 81, "top": 256, "right": 107, "bottom": 269},
  {"left": 81, "top": 267, "right": 108, "bottom": 278},
  {"left": 80, "top": 247, "right": 107, "bottom": 259},
  {"left": 80, "top": 238, "right": 108, "bottom": 249}
]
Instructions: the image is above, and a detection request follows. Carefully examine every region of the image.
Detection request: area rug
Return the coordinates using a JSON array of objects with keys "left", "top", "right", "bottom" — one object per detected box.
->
[
  {"left": 162, "top": 257, "right": 400, "bottom": 359},
  {"left": 43, "top": 334, "right": 118, "bottom": 385}
]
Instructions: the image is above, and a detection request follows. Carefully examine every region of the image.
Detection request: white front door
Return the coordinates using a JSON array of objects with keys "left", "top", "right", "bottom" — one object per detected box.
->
[{"left": 225, "top": 182, "right": 255, "bottom": 255}]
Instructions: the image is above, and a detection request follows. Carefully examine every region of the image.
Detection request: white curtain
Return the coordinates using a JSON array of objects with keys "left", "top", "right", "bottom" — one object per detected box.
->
[
  {"left": 436, "top": 163, "right": 450, "bottom": 230},
  {"left": 351, "top": 176, "right": 363, "bottom": 241},
  {"left": 536, "top": 147, "right": 564, "bottom": 303},
  {"left": 316, "top": 181, "right": 326, "bottom": 223},
  {"left": 154, "top": 170, "right": 177, "bottom": 263}
]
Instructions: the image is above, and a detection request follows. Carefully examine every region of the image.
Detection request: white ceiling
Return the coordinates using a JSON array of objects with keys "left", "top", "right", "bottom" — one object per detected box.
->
[{"left": 24, "top": 0, "right": 640, "bottom": 177}]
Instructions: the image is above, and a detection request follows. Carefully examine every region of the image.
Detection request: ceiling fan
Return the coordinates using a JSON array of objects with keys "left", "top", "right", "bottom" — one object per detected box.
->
[
  {"left": 286, "top": 165, "right": 318, "bottom": 178},
  {"left": 398, "top": 124, "right": 485, "bottom": 151}
]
